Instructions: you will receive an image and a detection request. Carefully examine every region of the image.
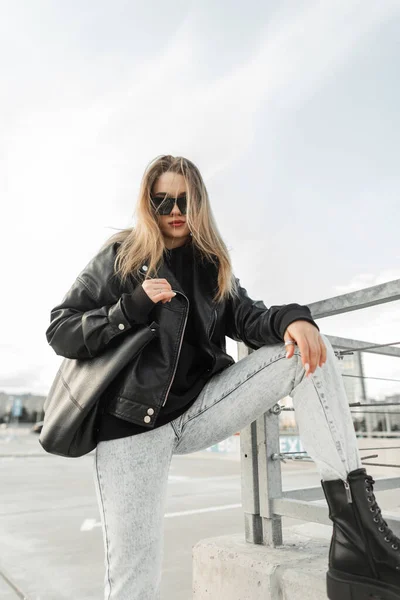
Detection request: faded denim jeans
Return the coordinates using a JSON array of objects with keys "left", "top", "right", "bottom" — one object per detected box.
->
[{"left": 92, "top": 333, "right": 363, "bottom": 599}]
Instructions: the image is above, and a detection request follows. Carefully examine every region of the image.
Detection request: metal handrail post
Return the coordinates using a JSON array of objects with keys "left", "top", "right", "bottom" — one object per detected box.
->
[
  {"left": 238, "top": 342, "right": 284, "bottom": 547},
  {"left": 258, "top": 405, "right": 283, "bottom": 546},
  {"left": 238, "top": 344, "right": 263, "bottom": 544}
]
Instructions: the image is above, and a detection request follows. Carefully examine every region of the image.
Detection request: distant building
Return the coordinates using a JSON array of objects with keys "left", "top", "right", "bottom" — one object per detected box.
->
[
  {"left": 341, "top": 350, "right": 364, "bottom": 406},
  {"left": 278, "top": 351, "right": 399, "bottom": 437},
  {"left": 355, "top": 393, "right": 400, "bottom": 436},
  {"left": 0, "top": 392, "right": 45, "bottom": 423}
]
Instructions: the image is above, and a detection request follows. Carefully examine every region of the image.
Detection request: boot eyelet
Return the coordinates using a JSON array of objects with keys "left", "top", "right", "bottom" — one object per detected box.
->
[
  {"left": 367, "top": 497, "right": 372, "bottom": 502},
  {"left": 378, "top": 526, "right": 385, "bottom": 532},
  {"left": 384, "top": 536, "right": 391, "bottom": 542},
  {"left": 370, "top": 507, "right": 375, "bottom": 512},
  {"left": 373, "top": 517, "right": 379, "bottom": 522},
  {"left": 392, "top": 545, "right": 399, "bottom": 550}
]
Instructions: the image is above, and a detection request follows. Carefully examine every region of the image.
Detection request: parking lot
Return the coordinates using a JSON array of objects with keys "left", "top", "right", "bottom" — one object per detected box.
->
[{"left": 1, "top": 424, "right": 400, "bottom": 599}]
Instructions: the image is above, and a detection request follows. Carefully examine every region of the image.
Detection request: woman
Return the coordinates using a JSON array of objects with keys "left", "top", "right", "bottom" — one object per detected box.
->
[{"left": 46, "top": 155, "right": 400, "bottom": 600}]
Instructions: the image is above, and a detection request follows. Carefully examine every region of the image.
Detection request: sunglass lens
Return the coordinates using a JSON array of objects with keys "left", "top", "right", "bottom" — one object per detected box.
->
[
  {"left": 151, "top": 194, "right": 187, "bottom": 215},
  {"left": 177, "top": 195, "right": 187, "bottom": 214}
]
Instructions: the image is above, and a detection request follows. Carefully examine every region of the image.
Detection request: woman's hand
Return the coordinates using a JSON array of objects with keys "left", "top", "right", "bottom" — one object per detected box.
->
[
  {"left": 284, "top": 320, "right": 327, "bottom": 377},
  {"left": 142, "top": 278, "right": 177, "bottom": 304}
]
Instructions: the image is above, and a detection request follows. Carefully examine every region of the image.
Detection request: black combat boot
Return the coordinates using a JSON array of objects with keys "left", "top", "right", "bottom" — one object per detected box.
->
[{"left": 321, "top": 467, "right": 400, "bottom": 599}]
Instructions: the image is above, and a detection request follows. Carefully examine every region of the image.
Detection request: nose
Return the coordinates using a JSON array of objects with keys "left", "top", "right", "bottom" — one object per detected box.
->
[{"left": 169, "top": 200, "right": 183, "bottom": 216}]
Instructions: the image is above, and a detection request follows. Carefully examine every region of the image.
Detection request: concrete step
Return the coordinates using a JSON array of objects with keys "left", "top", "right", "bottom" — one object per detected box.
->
[{"left": 193, "top": 523, "right": 332, "bottom": 599}]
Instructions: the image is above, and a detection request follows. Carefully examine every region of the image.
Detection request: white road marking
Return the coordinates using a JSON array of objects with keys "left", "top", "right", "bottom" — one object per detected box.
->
[
  {"left": 80, "top": 503, "right": 242, "bottom": 531},
  {"left": 168, "top": 474, "right": 238, "bottom": 482},
  {"left": 164, "top": 503, "right": 242, "bottom": 518}
]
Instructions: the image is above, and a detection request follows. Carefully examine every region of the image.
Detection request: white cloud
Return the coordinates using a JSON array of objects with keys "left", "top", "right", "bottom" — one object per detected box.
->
[{"left": 1, "top": 1, "right": 399, "bottom": 399}]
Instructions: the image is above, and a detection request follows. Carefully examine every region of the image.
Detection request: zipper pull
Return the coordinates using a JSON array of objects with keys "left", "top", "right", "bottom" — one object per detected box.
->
[{"left": 343, "top": 479, "right": 352, "bottom": 503}]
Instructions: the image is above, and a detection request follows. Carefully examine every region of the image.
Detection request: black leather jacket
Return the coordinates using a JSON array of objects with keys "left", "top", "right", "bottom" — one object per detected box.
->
[{"left": 45, "top": 241, "right": 319, "bottom": 430}]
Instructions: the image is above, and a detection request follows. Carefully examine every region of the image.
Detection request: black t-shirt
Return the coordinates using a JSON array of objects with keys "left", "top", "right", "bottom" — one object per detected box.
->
[{"left": 96, "top": 240, "right": 212, "bottom": 442}]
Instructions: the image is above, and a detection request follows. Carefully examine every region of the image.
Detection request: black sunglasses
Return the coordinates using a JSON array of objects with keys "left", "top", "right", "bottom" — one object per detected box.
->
[{"left": 150, "top": 193, "right": 187, "bottom": 215}]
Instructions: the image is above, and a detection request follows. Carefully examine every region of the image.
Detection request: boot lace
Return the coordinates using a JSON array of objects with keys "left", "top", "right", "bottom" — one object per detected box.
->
[{"left": 365, "top": 475, "right": 400, "bottom": 551}]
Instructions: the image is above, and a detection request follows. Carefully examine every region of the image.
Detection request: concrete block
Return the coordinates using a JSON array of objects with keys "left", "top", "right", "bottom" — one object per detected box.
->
[
  {"left": 280, "top": 563, "right": 327, "bottom": 600},
  {"left": 193, "top": 525, "right": 332, "bottom": 600}
]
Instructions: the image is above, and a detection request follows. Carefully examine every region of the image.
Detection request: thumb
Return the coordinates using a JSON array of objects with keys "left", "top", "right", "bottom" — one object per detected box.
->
[{"left": 284, "top": 333, "right": 296, "bottom": 359}]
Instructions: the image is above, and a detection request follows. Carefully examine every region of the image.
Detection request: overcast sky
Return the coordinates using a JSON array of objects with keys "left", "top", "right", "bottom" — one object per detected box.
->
[{"left": 1, "top": 0, "right": 399, "bottom": 402}]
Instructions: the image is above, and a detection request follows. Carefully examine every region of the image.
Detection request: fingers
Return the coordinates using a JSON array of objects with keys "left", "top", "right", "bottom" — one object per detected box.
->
[
  {"left": 298, "top": 336, "right": 326, "bottom": 376},
  {"left": 153, "top": 279, "right": 175, "bottom": 303},
  {"left": 163, "top": 291, "right": 177, "bottom": 303},
  {"left": 283, "top": 334, "right": 296, "bottom": 359},
  {"left": 142, "top": 278, "right": 176, "bottom": 304},
  {"left": 156, "top": 289, "right": 176, "bottom": 303},
  {"left": 319, "top": 337, "right": 327, "bottom": 367},
  {"left": 296, "top": 337, "right": 317, "bottom": 377},
  {"left": 297, "top": 337, "right": 311, "bottom": 376},
  {"left": 153, "top": 279, "right": 174, "bottom": 303}
]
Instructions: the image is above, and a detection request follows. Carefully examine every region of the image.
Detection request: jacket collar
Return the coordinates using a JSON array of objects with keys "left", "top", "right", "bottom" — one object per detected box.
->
[{"left": 136, "top": 244, "right": 219, "bottom": 315}]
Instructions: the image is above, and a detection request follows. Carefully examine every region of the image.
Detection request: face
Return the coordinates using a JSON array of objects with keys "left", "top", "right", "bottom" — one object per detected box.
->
[{"left": 151, "top": 172, "right": 191, "bottom": 249}]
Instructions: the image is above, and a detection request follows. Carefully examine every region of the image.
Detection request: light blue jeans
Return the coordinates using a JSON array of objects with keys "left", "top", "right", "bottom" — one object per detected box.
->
[{"left": 92, "top": 333, "right": 363, "bottom": 599}]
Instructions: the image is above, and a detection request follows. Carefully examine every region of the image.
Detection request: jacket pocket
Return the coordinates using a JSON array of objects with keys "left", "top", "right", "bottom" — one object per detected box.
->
[{"left": 96, "top": 320, "right": 159, "bottom": 414}]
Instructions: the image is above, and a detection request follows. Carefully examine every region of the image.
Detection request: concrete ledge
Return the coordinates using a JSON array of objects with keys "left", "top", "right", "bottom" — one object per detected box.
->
[{"left": 193, "top": 524, "right": 332, "bottom": 599}]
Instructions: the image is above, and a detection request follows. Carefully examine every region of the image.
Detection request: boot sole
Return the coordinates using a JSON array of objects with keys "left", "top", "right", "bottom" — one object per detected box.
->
[{"left": 327, "top": 569, "right": 400, "bottom": 600}]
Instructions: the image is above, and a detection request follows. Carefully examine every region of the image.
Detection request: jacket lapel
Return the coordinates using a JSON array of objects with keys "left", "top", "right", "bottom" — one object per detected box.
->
[
  {"left": 136, "top": 246, "right": 217, "bottom": 298},
  {"left": 135, "top": 244, "right": 219, "bottom": 335}
]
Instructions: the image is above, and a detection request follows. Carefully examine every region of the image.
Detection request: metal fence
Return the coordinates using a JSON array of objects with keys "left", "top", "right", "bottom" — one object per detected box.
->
[{"left": 238, "top": 278, "right": 400, "bottom": 547}]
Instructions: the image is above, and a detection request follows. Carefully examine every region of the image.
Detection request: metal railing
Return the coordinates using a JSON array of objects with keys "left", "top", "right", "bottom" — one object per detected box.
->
[{"left": 238, "top": 278, "right": 400, "bottom": 547}]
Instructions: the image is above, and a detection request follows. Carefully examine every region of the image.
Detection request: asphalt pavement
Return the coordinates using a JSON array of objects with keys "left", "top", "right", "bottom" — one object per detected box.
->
[{"left": 1, "top": 424, "right": 399, "bottom": 599}]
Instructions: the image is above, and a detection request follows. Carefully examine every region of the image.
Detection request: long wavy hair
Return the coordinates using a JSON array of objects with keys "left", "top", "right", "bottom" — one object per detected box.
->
[{"left": 100, "top": 155, "right": 239, "bottom": 304}]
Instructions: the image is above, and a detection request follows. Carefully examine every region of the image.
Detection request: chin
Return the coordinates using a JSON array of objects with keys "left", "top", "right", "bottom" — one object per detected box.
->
[{"left": 168, "top": 228, "right": 189, "bottom": 236}]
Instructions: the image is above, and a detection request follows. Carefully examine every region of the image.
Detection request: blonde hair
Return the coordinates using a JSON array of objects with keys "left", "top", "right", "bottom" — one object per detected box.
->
[{"left": 101, "top": 154, "right": 239, "bottom": 304}]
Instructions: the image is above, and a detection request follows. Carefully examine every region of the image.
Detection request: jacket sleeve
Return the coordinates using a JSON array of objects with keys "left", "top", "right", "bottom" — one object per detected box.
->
[
  {"left": 45, "top": 274, "right": 156, "bottom": 360},
  {"left": 225, "top": 277, "right": 320, "bottom": 350}
]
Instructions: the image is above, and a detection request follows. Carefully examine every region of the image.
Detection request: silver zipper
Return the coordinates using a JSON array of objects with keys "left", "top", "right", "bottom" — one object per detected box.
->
[
  {"left": 161, "top": 290, "right": 189, "bottom": 407},
  {"left": 343, "top": 479, "right": 352, "bottom": 503}
]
